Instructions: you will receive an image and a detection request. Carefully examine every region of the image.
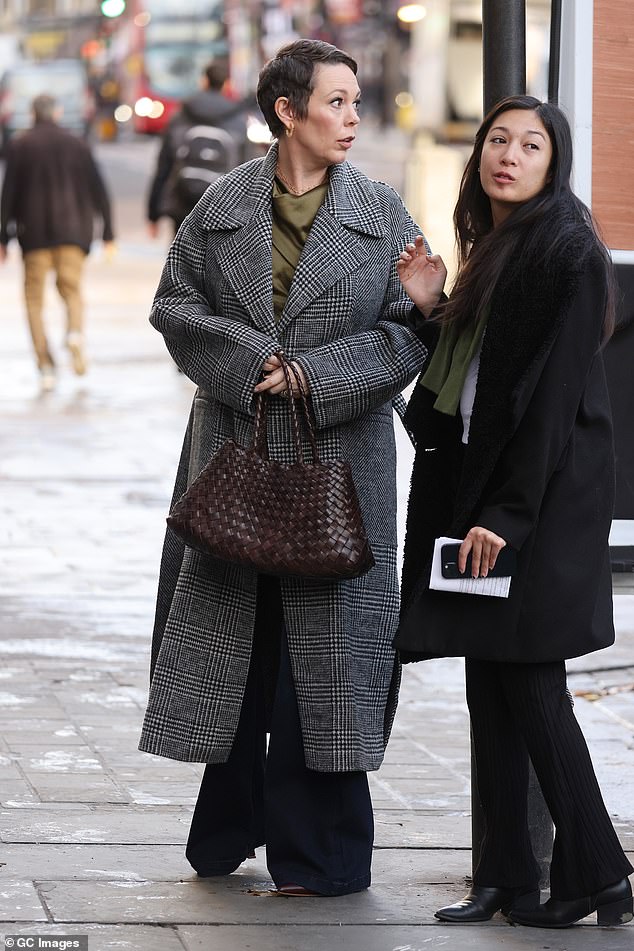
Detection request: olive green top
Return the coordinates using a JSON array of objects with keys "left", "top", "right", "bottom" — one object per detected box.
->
[
  {"left": 420, "top": 307, "right": 489, "bottom": 415},
  {"left": 272, "top": 177, "right": 329, "bottom": 321}
]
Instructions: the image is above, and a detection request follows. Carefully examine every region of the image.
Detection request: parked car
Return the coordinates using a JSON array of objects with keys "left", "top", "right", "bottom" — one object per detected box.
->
[{"left": 0, "top": 59, "right": 95, "bottom": 151}]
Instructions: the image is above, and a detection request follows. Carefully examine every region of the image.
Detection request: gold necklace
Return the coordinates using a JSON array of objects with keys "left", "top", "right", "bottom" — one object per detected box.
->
[{"left": 276, "top": 167, "right": 328, "bottom": 196}]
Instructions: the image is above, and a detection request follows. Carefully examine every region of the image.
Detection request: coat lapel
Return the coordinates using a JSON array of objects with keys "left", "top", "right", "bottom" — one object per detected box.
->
[
  {"left": 214, "top": 213, "right": 276, "bottom": 337},
  {"left": 201, "top": 150, "right": 387, "bottom": 339},
  {"left": 205, "top": 146, "right": 278, "bottom": 338},
  {"left": 277, "top": 162, "right": 385, "bottom": 334}
]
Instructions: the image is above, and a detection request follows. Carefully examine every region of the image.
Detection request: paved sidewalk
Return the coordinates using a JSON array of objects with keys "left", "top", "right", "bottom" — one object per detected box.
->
[{"left": 1, "top": 168, "right": 633, "bottom": 951}]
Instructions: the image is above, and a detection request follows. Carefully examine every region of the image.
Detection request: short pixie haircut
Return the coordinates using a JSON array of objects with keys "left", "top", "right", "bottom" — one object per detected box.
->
[{"left": 257, "top": 39, "right": 357, "bottom": 139}]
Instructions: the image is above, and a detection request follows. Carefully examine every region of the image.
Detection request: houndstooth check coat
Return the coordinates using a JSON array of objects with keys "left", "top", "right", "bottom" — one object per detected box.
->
[{"left": 139, "top": 143, "right": 428, "bottom": 772}]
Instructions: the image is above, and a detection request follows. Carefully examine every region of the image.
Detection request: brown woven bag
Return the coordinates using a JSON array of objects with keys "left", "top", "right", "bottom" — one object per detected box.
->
[{"left": 166, "top": 354, "right": 375, "bottom": 580}]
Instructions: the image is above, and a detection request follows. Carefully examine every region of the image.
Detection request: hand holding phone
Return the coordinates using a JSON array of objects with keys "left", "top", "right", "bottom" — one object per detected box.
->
[{"left": 441, "top": 543, "right": 517, "bottom": 579}]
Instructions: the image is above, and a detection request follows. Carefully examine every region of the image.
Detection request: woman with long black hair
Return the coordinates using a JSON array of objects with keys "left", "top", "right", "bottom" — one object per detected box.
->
[{"left": 394, "top": 95, "right": 633, "bottom": 928}]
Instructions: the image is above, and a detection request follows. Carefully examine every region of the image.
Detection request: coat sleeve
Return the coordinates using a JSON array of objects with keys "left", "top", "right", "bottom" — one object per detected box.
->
[
  {"left": 0, "top": 142, "right": 18, "bottom": 245},
  {"left": 147, "top": 129, "right": 175, "bottom": 223},
  {"left": 476, "top": 259, "right": 608, "bottom": 550},
  {"left": 407, "top": 303, "right": 443, "bottom": 350},
  {"left": 149, "top": 203, "right": 278, "bottom": 415},
  {"left": 296, "top": 193, "right": 429, "bottom": 429},
  {"left": 85, "top": 148, "right": 115, "bottom": 242}
]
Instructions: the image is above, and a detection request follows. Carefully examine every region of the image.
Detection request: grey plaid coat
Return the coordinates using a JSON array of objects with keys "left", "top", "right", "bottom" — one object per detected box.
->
[{"left": 139, "top": 143, "right": 428, "bottom": 771}]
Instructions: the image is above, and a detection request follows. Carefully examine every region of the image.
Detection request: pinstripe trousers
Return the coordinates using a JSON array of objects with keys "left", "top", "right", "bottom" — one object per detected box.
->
[{"left": 466, "top": 658, "right": 633, "bottom": 900}]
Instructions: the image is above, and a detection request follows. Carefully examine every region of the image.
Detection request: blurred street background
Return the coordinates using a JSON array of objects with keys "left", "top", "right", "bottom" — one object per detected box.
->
[
  {"left": 1, "top": 1, "right": 633, "bottom": 949},
  {"left": 0, "top": 1, "right": 557, "bottom": 271}
]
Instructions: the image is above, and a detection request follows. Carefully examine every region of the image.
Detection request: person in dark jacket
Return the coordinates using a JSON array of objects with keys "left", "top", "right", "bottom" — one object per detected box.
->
[
  {"left": 0, "top": 94, "right": 114, "bottom": 390},
  {"left": 147, "top": 61, "right": 249, "bottom": 237},
  {"left": 394, "top": 96, "right": 633, "bottom": 928}
]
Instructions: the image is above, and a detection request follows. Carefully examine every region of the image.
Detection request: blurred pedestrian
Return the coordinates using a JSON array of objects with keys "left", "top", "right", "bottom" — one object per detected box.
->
[
  {"left": 147, "top": 61, "right": 249, "bottom": 238},
  {"left": 395, "top": 96, "right": 634, "bottom": 927},
  {"left": 0, "top": 94, "right": 114, "bottom": 390},
  {"left": 139, "top": 39, "right": 429, "bottom": 896}
]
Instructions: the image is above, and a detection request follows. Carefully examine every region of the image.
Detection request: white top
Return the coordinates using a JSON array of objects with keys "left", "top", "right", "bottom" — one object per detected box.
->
[{"left": 460, "top": 342, "right": 483, "bottom": 444}]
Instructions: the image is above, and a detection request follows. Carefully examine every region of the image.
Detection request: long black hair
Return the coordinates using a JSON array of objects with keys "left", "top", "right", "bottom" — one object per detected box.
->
[{"left": 443, "top": 95, "right": 615, "bottom": 340}]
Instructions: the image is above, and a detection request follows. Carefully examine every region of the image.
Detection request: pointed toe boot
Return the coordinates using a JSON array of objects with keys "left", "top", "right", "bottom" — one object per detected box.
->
[
  {"left": 435, "top": 885, "right": 540, "bottom": 923},
  {"left": 509, "top": 876, "right": 633, "bottom": 928}
]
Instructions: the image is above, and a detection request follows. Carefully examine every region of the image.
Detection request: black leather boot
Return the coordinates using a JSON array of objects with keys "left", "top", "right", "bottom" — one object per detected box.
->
[
  {"left": 509, "top": 876, "right": 633, "bottom": 928},
  {"left": 435, "top": 885, "right": 540, "bottom": 922}
]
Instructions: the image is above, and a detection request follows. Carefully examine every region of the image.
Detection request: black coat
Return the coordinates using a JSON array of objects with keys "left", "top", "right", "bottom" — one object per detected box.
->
[
  {"left": 395, "top": 241, "right": 615, "bottom": 664},
  {"left": 0, "top": 121, "right": 114, "bottom": 254}
]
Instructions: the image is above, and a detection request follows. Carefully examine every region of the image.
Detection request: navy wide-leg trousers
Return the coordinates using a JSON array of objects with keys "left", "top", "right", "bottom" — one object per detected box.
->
[{"left": 186, "top": 577, "right": 373, "bottom": 895}]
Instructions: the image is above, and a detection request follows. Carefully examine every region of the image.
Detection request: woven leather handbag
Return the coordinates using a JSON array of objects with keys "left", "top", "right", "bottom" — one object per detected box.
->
[{"left": 166, "top": 354, "right": 375, "bottom": 580}]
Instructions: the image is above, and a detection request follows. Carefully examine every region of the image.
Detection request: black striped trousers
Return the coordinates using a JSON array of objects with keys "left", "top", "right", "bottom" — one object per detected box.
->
[{"left": 466, "top": 657, "right": 633, "bottom": 900}]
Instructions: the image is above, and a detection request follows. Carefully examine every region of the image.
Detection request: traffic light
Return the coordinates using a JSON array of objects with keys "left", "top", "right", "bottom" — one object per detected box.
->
[{"left": 101, "top": 0, "right": 126, "bottom": 16}]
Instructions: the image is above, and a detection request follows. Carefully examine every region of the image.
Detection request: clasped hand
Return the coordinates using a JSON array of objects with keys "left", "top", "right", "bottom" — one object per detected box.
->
[
  {"left": 397, "top": 234, "right": 447, "bottom": 317},
  {"left": 254, "top": 354, "right": 309, "bottom": 398}
]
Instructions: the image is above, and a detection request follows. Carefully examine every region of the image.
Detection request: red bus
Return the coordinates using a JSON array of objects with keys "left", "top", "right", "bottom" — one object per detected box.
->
[{"left": 113, "top": 0, "right": 228, "bottom": 134}]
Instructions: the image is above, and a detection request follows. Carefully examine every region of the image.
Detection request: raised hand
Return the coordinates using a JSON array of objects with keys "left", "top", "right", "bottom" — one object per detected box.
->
[{"left": 396, "top": 234, "right": 447, "bottom": 317}]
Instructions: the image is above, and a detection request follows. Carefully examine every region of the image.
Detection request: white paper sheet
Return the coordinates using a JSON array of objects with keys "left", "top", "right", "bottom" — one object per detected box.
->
[{"left": 429, "top": 536, "right": 512, "bottom": 599}]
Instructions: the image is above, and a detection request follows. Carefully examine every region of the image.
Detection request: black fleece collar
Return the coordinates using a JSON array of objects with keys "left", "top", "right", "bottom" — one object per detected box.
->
[{"left": 449, "top": 235, "right": 598, "bottom": 535}]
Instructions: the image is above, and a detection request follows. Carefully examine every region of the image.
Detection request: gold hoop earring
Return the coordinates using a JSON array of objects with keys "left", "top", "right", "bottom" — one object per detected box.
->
[{"left": 285, "top": 122, "right": 294, "bottom": 138}]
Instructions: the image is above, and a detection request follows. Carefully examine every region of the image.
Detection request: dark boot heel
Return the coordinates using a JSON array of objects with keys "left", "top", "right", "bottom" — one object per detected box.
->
[
  {"left": 501, "top": 888, "right": 540, "bottom": 916},
  {"left": 596, "top": 897, "right": 634, "bottom": 926}
]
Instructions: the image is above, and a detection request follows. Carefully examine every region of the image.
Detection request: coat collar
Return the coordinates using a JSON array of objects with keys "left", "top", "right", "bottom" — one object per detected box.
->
[
  {"left": 203, "top": 142, "right": 386, "bottom": 336},
  {"left": 199, "top": 141, "right": 385, "bottom": 236}
]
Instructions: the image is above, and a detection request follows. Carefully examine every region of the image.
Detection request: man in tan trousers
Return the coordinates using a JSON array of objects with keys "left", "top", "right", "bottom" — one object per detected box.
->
[{"left": 0, "top": 94, "right": 114, "bottom": 390}]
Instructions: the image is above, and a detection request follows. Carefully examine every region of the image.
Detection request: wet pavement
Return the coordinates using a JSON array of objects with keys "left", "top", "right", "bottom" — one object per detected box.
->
[{"left": 1, "top": 130, "right": 633, "bottom": 950}]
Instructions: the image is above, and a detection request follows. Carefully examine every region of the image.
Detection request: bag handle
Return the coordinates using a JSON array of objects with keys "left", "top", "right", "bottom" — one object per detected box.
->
[
  {"left": 286, "top": 360, "right": 319, "bottom": 463},
  {"left": 252, "top": 352, "right": 319, "bottom": 465},
  {"left": 252, "top": 391, "right": 269, "bottom": 459}
]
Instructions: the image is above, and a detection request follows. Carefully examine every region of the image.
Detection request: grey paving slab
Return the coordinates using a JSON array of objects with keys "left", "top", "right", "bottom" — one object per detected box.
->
[
  {"left": 176, "top": 921, "right": 634, "bottom": 951},
  {"left": 0, "top": 808, "right": 191, "bottom": 844},
  {"left": 376, "top": 763, "right": 464, "bottom": 780},
  {"left": 83, "top": 751, "right": 176, "bottom": 769},
  {"left": 0, "top": 784, "right": 39, "bottom": 807},
  {"left": 0, "top": 882, "right": 47, "bottom": 922},
  {"left": 74, "top": 721, "right": 147, "bottom": 739},
  {"left": 376, "top": 798, "right": 472, "bottom": 815},
  {"left": 613, "top": 821, "right": 634, "bottom": 850},
  {"left": 123, "top": 783, "right": 198, "bottom": 806},
  {"left": 0, "top": 844, "right": 470, "bottom": 888},
  {"left": 374, "top": 813, "right": 471, "bottom": 849},
  {"left": 24, "top": 775, "right": 129, "bottom": 804},
  {"left": 371, "top": 848, "right": 470, "bottom": 886},
  {"left": 2, "top": 727, "right": 87, "bottom": 749},
  {"left": 0, "top": 691, "right": 42, "bottom": 711},
  {"left": 370, "top": 776, "right": 470, "bottom": 809},
  {"left": 0, "top": 925, "right": 185, "bottom": 951},
  {"left": 16, "top": 748, "right": 104, "bottom": 774},
  {"left": 0, "top": 760, "right": 27, "bottom": 781},
  {"left": 91, "top": 750, "right": 199, "bottom": 775},
  {"left": 35, "top": 880, "right": 475, "bottom": 925},
  {"left": 0, "top": 844, "right": 193, "bottom": 882},
  {"left": 98, "top": 764, "right": 196, "bottom": 783}
]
